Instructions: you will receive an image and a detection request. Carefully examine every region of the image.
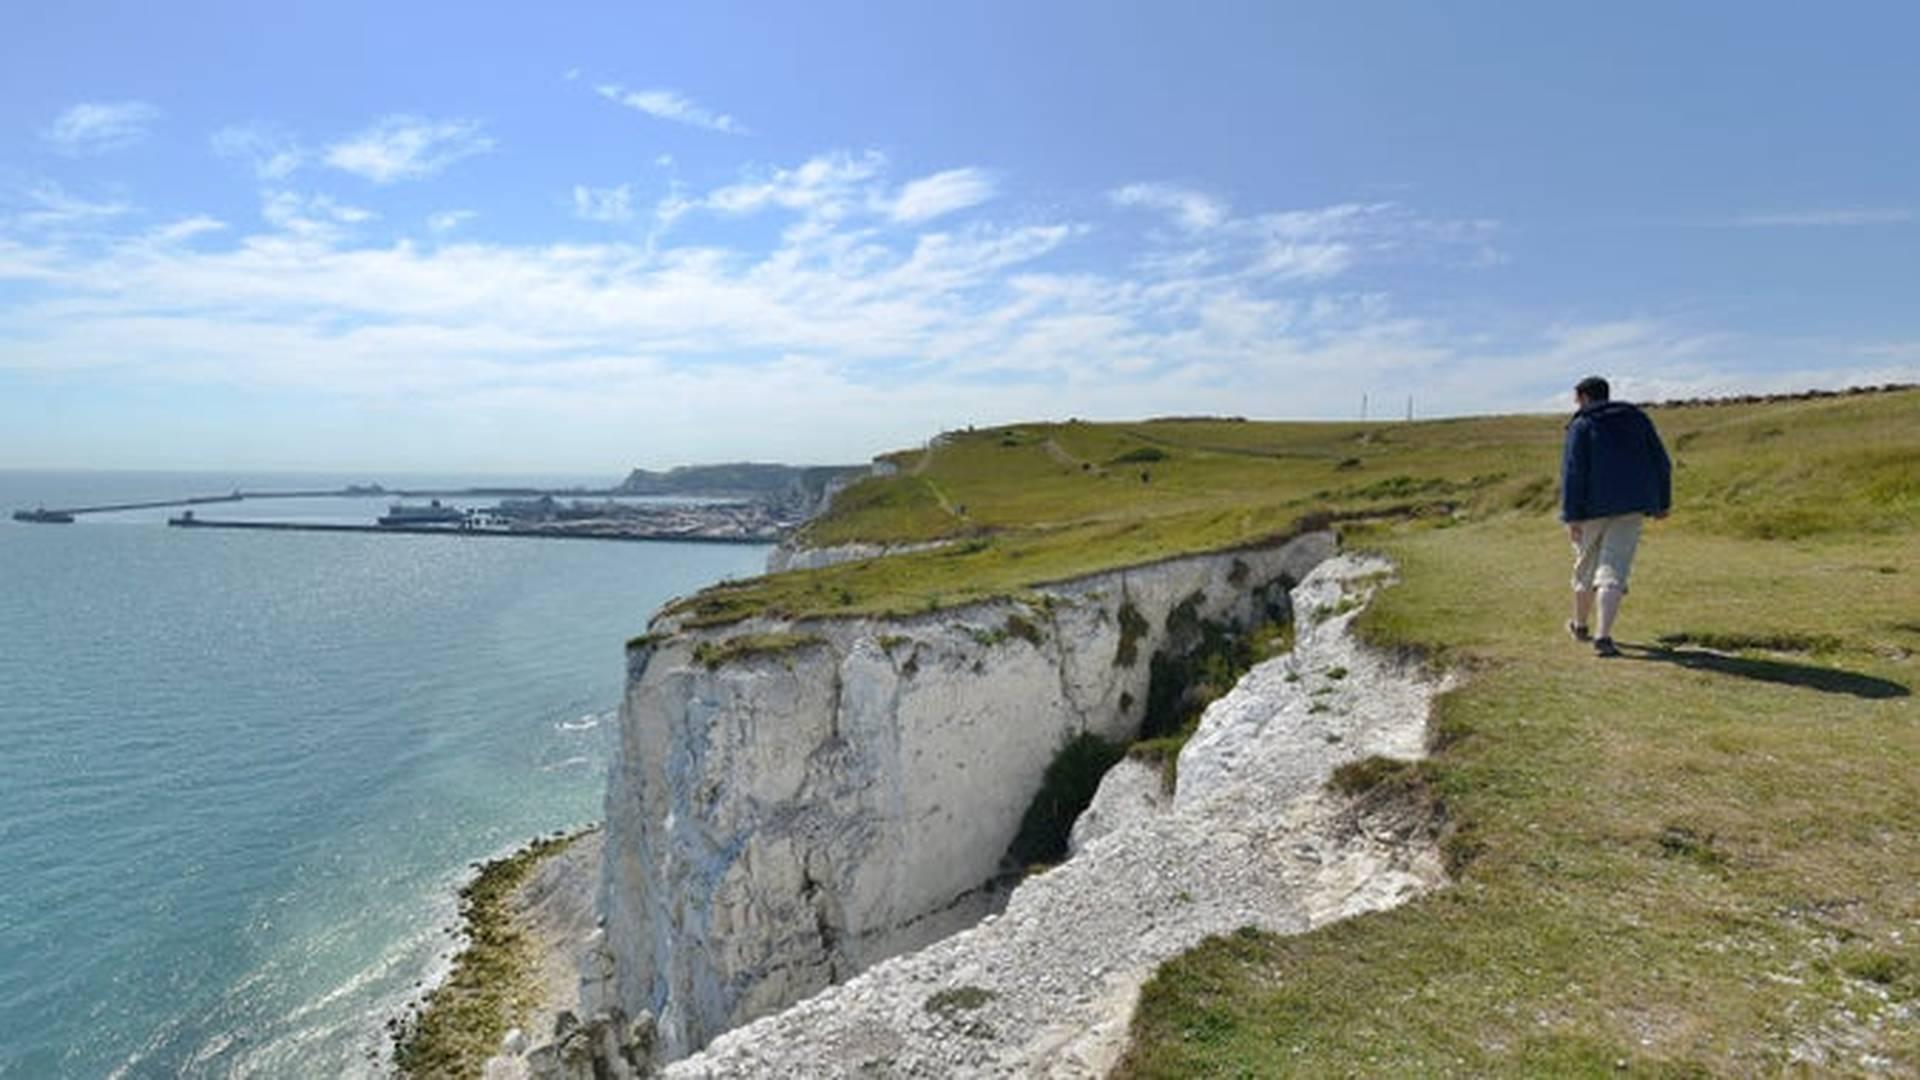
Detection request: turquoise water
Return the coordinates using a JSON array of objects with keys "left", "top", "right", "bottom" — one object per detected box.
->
[{"left": 0, "top": 471, "right": 769, "bottom": 1078}]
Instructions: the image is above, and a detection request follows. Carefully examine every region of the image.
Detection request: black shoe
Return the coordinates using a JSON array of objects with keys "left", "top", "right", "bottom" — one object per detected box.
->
[
  {"left": 1567, "top": 620, "right": 1591, "bottom": 642},
  {"left": 1594, "top": 637, "right": 1620, "bottom": 658}
]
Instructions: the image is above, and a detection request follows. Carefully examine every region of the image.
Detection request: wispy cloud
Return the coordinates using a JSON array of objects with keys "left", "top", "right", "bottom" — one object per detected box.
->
[
  {"left": 888, "top": 168, "right": 996, "bottom": 224},
  {"left": 666, "top": 151, "right": 886, "bottom": 226},
  {"left": 260, "top": 190, "right": 376, "bottom": 239},
  {"left": 1110, "top": 182, "right": 1229, "bottom": 231},
  {"left": 44, "top": 101, "right": 160, "bottom": 155},
  {"left": 427, "top": 210, "right": 477, "bottom": 233},
  {"left": 323, "top": 116, "right": 494, "bottom": 183},
  {"left": 146, "top": 216, "right": 227, "bottom": 245},
  {"left": 1731, "top": 207, "right": 1914, "bottom": 228},
  {"left": 10, "top": 180, "right": 133, "bottom": 228},
  {"left": 595, "top": 84, "right": 749, "bottom": 135},
  {"left": 572, "top": 184, "right": 634, "bottom": 223},
  {"left": 211, "top": 125, "right": 305, "bottom": 180}
]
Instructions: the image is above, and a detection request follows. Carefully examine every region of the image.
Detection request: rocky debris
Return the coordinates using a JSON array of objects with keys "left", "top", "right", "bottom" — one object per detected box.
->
[
  {"left": 659, "top": 553, "right": 1447, "bottom": 1077},
  {"left": 1065, "top": 758, "right": 1167, "bottom": 856},
  {"left": 515, "top": 830, "right": 604, "bottom": 1034},
  {"left": 487, "top": 1007, "right": 657, "bottom": 1080}
]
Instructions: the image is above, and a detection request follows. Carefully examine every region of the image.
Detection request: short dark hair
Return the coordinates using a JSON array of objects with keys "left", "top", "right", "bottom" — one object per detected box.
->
[{"left": 1575, "top": 376, "right": 1610, "bottom": 402}]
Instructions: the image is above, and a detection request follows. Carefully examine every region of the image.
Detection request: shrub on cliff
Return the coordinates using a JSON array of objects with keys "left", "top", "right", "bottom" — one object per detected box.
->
[{"left": 1005, "top": 732, "right": 1127, "bottom": 868}]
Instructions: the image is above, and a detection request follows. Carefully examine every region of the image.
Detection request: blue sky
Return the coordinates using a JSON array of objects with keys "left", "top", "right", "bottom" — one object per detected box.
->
[{"left": 2, "top": 1, "right": 1915, "bottom": 472}]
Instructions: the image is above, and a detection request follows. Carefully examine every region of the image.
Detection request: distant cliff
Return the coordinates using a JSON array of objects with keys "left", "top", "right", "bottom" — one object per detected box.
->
[{"left": 615, "top": 464, "right": 865, "bottom": 510}]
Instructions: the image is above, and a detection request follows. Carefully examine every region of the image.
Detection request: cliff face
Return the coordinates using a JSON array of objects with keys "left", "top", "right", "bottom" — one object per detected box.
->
[
  {"left": 664, "top": 553, "right": 1443, "bottom": 1077},
  {"left": 595, "top": 532, "right": 1335, "bottom": 1060}
]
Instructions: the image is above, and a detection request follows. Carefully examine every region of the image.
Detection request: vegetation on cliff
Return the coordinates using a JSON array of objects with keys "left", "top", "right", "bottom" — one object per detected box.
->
[{"left": 392, "top": 831, "right": 588, "bottom": 1079}]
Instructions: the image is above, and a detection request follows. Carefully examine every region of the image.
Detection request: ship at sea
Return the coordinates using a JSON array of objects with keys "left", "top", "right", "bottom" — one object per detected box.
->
[
  {"left": 376, "top": 500, "right": 466, "bottom": 527},
  {"left": 11, "top": 508, "right": 76, "bottom": 524}
]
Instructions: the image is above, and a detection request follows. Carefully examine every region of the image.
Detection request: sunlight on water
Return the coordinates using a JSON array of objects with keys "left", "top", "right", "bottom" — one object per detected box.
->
[{"left": 0, "top": 471, "right": 768, "bottom": 1079}]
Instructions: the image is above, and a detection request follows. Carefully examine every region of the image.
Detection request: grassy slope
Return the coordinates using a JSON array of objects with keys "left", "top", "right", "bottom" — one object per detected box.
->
[
  {"left": 668, "top": 390, "right": 1916, "bottom": 628},
  {"left": 1110, "top": 394, "right": 1919, "bottom": 1077},
  {"left": 663, "top": 388, "right": 1917, "bottom": 1074}
]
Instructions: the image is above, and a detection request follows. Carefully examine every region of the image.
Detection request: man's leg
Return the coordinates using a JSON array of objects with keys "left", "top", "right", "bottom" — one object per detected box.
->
[
  {"left": 1595, "top": 585, "right": 1624, "bottom": 641},
  {"left": 1569, "top": 519, "right": 1600, "bottom": 639},
  {"left": 1590, "top": 514, "right": 1644, "bottom": 654}
]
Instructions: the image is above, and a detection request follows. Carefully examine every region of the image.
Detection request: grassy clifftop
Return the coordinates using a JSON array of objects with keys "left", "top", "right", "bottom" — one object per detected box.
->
[
  {"left": 668, "top": 388, "right": 1917, "bottom": 627},
  {"left": 669, "top": 387, "right": 1918, "bottom": 1073}
]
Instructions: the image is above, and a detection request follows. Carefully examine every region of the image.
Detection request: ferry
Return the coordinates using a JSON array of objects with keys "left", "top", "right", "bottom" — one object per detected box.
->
[
  {"left": 11, "top": 508, "right": 75, "bottom": 524},
  {"left": 377, "top": 499, "right": 466, "bottom": 527}
]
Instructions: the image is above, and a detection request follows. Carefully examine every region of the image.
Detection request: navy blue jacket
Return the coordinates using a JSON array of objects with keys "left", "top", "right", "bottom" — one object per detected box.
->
[{"left": 1560, "top": 401, "right": 1672, "bottom": 522}]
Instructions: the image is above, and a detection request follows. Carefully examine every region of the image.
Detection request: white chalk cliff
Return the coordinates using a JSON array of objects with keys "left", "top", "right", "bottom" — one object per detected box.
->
[
  {"left": 587, "top": 533, "right": 1338, "bottom": 1062},
  {"left": 661, "top": 551, "right": 1444, "bottom": 1076}
]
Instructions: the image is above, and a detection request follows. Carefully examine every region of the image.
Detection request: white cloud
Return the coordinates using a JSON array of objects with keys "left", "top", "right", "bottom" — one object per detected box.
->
[
  {"left": 1110, "top": 183, "right": 1229, "bottom": 231},
  {"left": 888, "top": 168, "right": 997, "bottom": 224},
  {"left": 690, "top": 151, "right": 886, "bottom": 223},
  {"left": 572, "top": 184, "right": 634, "bottom": 223},
  {"left": 1108, "top": 195, "right": 1423, "bottom": 285},
  {"left": 44, "top": 101, "right": 160, "bottom": 154},
  {"left": 1731, "top": 207, "right": 1914, "bottom": 227},
  {"left": 146, "top": 216, "right": 227, "bottom": 245},
  {"left": 323, "top": 116, "right": 494, "bottom": 183},
  {"left": 211, "top": 126, "right": 305, "bottom": 180},
  {"left": 10, "top": 181, "right": 133, "bottom": 228},
  {"left": 260, "top": 191, "right": 376, "bottom": 238},
  {"left": 427, "top": 210, "right": 477, "bottom": 233},
  {"left": 595, "top": 84, "right": 749, "bottom": 135},
  {"left": 1256, "top": 203, "right": 1394, "bottom": 239},
  {"left": 2, "top": 148, "right": 1901, "bottom": 471}
]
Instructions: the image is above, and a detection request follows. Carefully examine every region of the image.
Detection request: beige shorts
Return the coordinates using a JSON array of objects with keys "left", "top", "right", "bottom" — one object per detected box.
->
[{"left": 1570, "top": 513, "right": 1644, "bottom": 592}]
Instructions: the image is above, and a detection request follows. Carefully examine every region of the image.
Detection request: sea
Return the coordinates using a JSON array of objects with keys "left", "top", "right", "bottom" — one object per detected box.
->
[{"left": 0, "top": 470, "right": 770, "bottom": 1078}]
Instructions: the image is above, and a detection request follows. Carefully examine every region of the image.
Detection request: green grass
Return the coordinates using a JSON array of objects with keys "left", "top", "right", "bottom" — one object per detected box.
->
[
  {"left": 925, "top": 985, "right": 998, "bottom": 1015},
  {"left": 689, "top": 632, "right": 825, "bottom": 669},
  {"left": 1116, "top": 505, "right": 1919, "bottom": 1074},
  {"left": 662, "top": 389, "right": 1920, "bottom": 629},
  {"left": 630, "top": 387, "right": 1920, "bottom": 1071},
  {"left": 393, "top": 831, "right": 588, "bottom": 1079}
]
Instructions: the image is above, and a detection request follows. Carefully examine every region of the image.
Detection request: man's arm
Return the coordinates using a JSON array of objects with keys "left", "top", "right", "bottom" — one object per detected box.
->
[
  {"left": 1560, "top": 420, "right": 1588, "bottom": 525},
  {"left": 1647, "top": 415, "right": 1672, "bottom": 518}
]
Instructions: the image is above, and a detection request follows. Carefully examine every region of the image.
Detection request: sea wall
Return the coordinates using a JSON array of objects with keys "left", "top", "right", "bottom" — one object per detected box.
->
[{"left": 595, "top": 531, "right": 1336, "bottom": 1060}]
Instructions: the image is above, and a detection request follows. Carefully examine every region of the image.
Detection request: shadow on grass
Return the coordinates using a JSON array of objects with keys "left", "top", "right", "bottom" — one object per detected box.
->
[{"left": 1621, "top": 644, "right": 1910, "bottom": 700}]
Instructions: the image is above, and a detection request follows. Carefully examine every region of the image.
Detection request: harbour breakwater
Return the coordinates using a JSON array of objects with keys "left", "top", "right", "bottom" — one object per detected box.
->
[{"left": 163, "top": 516, "right": 775, "bottom": 544}]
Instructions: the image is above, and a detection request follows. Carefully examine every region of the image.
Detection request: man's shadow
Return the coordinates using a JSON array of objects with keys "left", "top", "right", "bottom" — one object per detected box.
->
[{"left": 1619, "top": 643, "right": 1910, "bottom": 700}]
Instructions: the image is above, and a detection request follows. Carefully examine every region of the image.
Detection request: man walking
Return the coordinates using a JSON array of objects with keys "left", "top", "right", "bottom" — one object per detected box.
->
[{"left": 1560, "top": 376, "right": 1672, "bottom": 657}]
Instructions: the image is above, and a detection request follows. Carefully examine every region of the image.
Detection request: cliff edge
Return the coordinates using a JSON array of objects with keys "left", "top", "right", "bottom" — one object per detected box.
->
[{"left": 592, "top": 533, "right": 1336, "bottom": 1061}]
